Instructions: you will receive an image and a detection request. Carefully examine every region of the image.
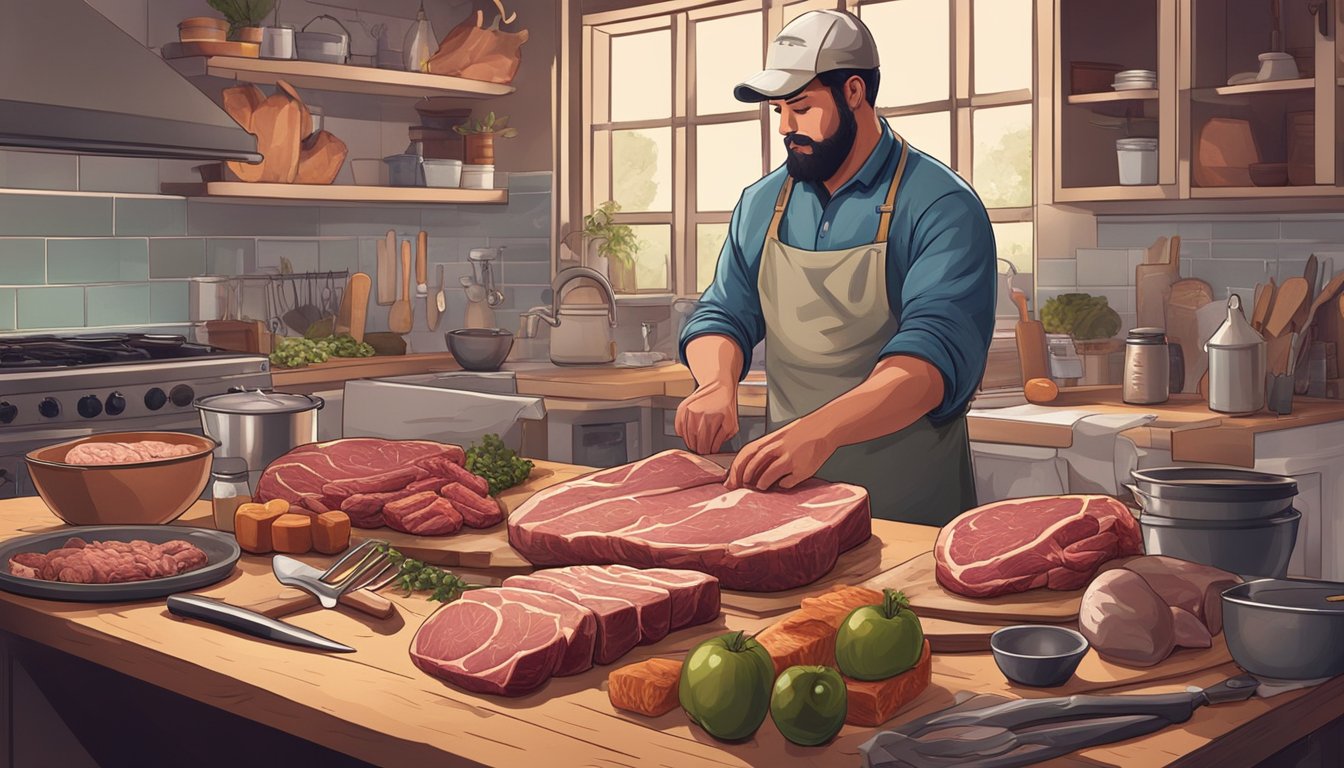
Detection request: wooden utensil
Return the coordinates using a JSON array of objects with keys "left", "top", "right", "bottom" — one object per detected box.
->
[
  {"left": 1304, "top": 254, "right": 1319, "bottom": 302},
  {"left": 1135, "top": 236, "right": 1179, "bottom": 329},
  {"left": 347, "top": 272, "right": 370, "bottom": 343},
  {"left": 295, "top": 130, "right": 348, "bottom": 184},
  {"left": 427, "top": 263, "right": 444, "bottom": 331},
  {"left": 1251, "top": 278, "right": 1276, "bottom": 332},
  {"left": 1166, "top": 278, "right": 1214, "bottom": 393},
  {"left": 335, "top": 274, "right": 354, "bottom": 336},
  {"left": 1011, "top": 288, "right": 1050, "bottom": 384},
  {"left": 388, "top": 240, "right": 414, "bottom": 334},
  {"left": 415, "top": 231, "right": 429, "bottom": 297},
  {"left": 242, "top": 586, "right": 395, "bottom": 620},
  {"left": 1290, "top": 267, "right": 1344, "bottom": 374},
  {"left": 377, "top": 230, "right": 396, "bottom": 305},
  {"left": 1266, "top": 277, "right": 1308, "bottom": 338}
]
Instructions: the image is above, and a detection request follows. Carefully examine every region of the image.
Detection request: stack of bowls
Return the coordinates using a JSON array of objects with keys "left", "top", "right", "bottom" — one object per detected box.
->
[
  {"left": 1112, "top": 69, "right": 1157, "bottom": 91},
  {"left": 1128, "top": 467, "right": 1299, "bottom": 578}
]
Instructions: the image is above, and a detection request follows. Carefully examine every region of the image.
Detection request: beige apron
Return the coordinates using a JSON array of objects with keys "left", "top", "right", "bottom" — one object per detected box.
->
[{"left": 757, "top": 136, "right": 977, "bottom": 526}]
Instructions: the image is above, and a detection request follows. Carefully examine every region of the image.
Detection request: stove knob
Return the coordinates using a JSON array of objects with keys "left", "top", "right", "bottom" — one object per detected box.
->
[
  {"left": 77, "top": 395, "right": 103, "bottom": 419},
  {"left": 170, "top": 384, "right": 195, "bottom": 408},
  {"left": 144, "top": 388, "right": 167, "bottom": 411},
  {"left": 38, "top": 398, "right": 60, "bottom": 419},
  {"left": 0, "top": 402, "right": 16, "bottom": 424},
  {"left": 105, "top": 392, "right": 127, "bottom": 416}
]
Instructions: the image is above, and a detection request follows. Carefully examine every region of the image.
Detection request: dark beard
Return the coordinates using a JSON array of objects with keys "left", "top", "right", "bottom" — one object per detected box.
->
[{"left": 783, "top": 96, "right": 858, "bottom": 184}]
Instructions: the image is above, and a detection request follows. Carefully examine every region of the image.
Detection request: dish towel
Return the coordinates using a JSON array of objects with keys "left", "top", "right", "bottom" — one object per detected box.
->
[{"left": 1060, "top": 413, "right": 1157, "bottom": 495}]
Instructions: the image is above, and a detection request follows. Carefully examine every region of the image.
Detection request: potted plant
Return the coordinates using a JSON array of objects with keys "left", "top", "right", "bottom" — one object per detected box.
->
[
  {"left": 207, "top": 0, "right": 275, "bottom": 43},
  {"left": 574, "top": 200, "right": 639, "bottom": 293},
  {"left": 453, "top": 112, "right": 518, "bottom": 165}
]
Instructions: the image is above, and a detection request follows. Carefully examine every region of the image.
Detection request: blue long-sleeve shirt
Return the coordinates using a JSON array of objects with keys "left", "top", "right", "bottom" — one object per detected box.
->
[{"left": 679, "top": 120, "right": 997, "bottom": 426}]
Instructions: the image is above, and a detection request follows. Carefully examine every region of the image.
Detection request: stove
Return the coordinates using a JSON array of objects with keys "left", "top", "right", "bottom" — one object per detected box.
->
[{"left": 0, "top": 333, "right": 271, "bottom": 498}]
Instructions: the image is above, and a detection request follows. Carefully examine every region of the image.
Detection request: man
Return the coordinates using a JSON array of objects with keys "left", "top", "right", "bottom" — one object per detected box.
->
[{"left": 675, "top": 9, "right": 997, "bottom": 526}]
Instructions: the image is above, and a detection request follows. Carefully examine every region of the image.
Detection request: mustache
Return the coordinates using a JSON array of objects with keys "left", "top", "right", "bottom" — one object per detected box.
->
[{"left": 784, "top": 132, "right": 818, "bottom": 147}]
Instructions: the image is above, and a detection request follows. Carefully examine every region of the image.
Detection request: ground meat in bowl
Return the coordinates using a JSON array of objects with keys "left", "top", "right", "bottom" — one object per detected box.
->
[
  {"left": 64, "top": 440, "right": 197, "bottom": 465},
  {"left": 8, "top": 538, "right": 209, "bottom": 584}
]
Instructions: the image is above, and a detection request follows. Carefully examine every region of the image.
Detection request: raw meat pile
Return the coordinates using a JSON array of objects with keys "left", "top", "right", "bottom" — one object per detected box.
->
[
  {"left": 8, "top": 537, "right": 208, "bottom": 584},
  {"left": 507, "top": 450, "right": 871, "bottom": 592},
  {"left": 64, "top": 440, "right": 196, "bottom": 465},
  {"left": 934, "top": 494, "right": 1143, "bottom": 598},
  {"left": 254, "top": 438, "right": 500, "bottom": 535},
  {"left": 411, "top": 564, "right": 720, "bottom": 696},
  {"left": 1079, "top": 556, "right": 1241, "bottom": 667}
]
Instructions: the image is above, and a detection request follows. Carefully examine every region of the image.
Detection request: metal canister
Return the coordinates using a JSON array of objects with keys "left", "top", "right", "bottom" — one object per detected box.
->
[
  {"left": 1205, "top": 294, "right": 1266, "bottom": 415},
  {"left": 1124, "top": 327, "right": 1170, "bottom": 404}
]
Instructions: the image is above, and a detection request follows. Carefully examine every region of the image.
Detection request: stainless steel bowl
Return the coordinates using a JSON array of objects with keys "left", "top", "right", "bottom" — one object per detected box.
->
[
  {"left": 1129, "top": 466, "right": 1297, "bottom": 521},
  {"left": 1222, "top": 578, "right": 1344, "bottom": 681},
  {"left": 1140, "top": 508, "right": 1299, "bottom": 578},
  {"left": 990, "top": 625, "right": 1090, "bottom": 688},
  {"left": 447, "top": 328, "right": 514, "bottom": 372}
]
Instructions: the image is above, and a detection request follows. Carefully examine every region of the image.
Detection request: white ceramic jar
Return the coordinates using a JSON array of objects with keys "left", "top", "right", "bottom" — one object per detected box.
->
[
  {"left": 1116, "top": 138, "right": 1158, "bottom": 185},
  {"left": 461, "top": 164, "right": 495, "bottom": 189}
]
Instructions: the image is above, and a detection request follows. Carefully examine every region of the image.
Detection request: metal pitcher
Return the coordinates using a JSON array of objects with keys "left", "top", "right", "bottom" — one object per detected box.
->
[{"left": 1204, "top": 294, "right": 1266, "bottom": 415}]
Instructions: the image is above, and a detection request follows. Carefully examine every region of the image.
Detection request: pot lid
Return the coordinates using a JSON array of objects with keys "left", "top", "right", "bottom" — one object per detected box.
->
[
  {"left": 1205, "top": 294, "right": 1263, "bottom": 349},
  {"left": 195, "top": 390, "right": 321, "bottom": 414}
]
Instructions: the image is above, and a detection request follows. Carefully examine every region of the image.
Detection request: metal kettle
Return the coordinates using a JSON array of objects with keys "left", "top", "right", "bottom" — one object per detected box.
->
[
  {"left": 1204, "top": 294, "right": 1266, "bottom": 415},
  {"left": 524, "top": 266, "right": 619, "bottom": 365}
]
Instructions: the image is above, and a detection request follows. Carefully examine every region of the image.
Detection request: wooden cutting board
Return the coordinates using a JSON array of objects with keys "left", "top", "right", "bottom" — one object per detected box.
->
[
  {"left": 1166, "top": 279, "right": 1214, "bottom": 393},
  {"left": 1135, "top": 236, "right": 1180, "bottom": 329},
  {"left": 859, "top": 552, "right": 1083, "bottom": 624}
]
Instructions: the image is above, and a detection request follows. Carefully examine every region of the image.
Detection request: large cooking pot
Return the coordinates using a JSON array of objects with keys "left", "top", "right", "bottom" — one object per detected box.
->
[
  {"left": 1127, "top": 466, "right": 1298, "bottom": 521},
  {"left": 195, "top": 390, "right": 323, "bottom": 478}
]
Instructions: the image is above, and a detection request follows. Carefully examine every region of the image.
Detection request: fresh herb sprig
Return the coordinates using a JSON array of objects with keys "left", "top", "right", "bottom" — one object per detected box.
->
[
  {"left": 377, "top": 543, "right": 483, "bottom": 603},
  {"left": 465, "top": 433, "right": 534, "bottom": 496}
]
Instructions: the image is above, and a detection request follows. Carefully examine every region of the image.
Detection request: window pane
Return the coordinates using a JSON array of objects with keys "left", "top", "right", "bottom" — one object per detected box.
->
[
  {"left": 769, "top": 110, "right": 787, "bottom": 171},
  {"left": 611, "top": 30, "right": 671, "bottom": 122},
  {"left": 613, "top": 127, "right": 672, "bottom": 213},
  {"left": 974, "top": 0, "right": 1032, "bottom": 94},
  {"left": 887, "top": 112, "right": 951, "bottom": 168},
  {"left": 993, "top": 222, "right": 1034, "bottom": 317},
  {"left": 696, "top": 222, "right": 730, "bottom": 292},
  {"left": 972, "top": 104, "right": 1032, "bottom": 207},
  {"left": 697, "top": 121, "right": 763, "bottom": 212},
  {"left": 783, "top": 0, "right": 836, "bottom": 27},
  {"left": 628, "top": 224, "right": 670, "bottom": 292},
  {"left": 859, "top": 0, "right": 949, "bottom": 107},
  {"left": 696, "top": 12, "right": 763, "bottom": 116}
]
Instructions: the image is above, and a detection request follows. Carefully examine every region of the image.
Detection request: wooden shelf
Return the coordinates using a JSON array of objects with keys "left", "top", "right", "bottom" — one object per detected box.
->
[
  {"left": 1054, "top": 184, "right": 1179, "bottom": 203},
  {"left": 165, "top": 55, "right": 514, "bottom": 100},
  {"left": 160, "top": 182, "right": 509, "bottom": 205},
  {"left": 1066, "top": 89, "right": 1159, "bottom": 104},
  {"left": 1190, "top": 185, "right": 1342, "bottom": 198},
  {"left": 1207, "top": 77, "right": 1314, "bottom": 96}
]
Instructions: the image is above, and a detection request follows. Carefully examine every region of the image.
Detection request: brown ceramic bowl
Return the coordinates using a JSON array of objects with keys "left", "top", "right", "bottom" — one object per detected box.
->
[
  {"left": 1249, "top": 162, "right": 1289, "bottom": 187},
  {"left": 25, "top": 431, "right": 218, "bottom": 526}
]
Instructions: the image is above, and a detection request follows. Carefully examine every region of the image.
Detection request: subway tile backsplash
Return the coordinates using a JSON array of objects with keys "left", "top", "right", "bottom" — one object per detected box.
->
[{"left": 0, "top": 174, "right": 554, "bottom": 334}]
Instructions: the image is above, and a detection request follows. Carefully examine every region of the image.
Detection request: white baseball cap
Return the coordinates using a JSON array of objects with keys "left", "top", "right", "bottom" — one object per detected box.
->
[{"left": 734, "top": 10, "right": 880, "bottom": 103}]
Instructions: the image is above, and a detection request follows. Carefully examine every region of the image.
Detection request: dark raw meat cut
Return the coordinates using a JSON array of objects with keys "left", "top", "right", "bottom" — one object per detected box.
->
[
  {"left": 255, "top": 438, "right": 465, "bottom": 515},
  {"left": 598, "top": 565, "right": 721, "bottom": 629},
  {"left": 507, "top": 450, "right": 871, "bottom": 592},
  {"left": 421, "top": 455, "right": 489, "bottom": 497},
  {"left": 322, "top": 466, "right": 426, "bottom": 499},
  {"left": 502, "top": 573, "right": 641, "bottom": 665},
  {"left": 9, "top": 537, "right": 208, "bottom": 584},
  {"left": 383, "top": 492, "right": 463, "bottom": 536},
  {"left": 934, "top": 495, "right": 1143, "bottom": 598},
  {"left": 439, "top": 482, "right": 504, "bottom": 528}
]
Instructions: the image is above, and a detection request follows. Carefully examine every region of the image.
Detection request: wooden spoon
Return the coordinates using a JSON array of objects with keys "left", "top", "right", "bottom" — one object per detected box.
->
[
  {"left": 347, "top": 273, "right": 371, "bottom": 343},
  {"left": 1251, "top": 278, "right": 1276, "bottom": 332},
  {"left": 1290, "top": 269, "right": 1344, "bottom": 372},
  {"left": 388, "top": 241, "right": 414, "bottom": 334},
  {"left": 1265, "top": 277, "right": 1308, "bottom": 339}
]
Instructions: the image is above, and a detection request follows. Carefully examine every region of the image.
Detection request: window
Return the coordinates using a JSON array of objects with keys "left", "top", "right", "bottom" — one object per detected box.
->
[{"left": 581, "top": 0, "right": 1035, "bottom": 297}]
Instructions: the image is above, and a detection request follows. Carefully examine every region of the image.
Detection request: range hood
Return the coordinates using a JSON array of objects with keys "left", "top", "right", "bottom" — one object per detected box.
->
[{"left": 0, "top": 0, "right": 260, "bottom": 163}]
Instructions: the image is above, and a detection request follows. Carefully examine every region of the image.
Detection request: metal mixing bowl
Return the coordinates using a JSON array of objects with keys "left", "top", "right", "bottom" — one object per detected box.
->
[
  {"left": 446, "top": 328, "right": 514, "bottom": 371},
  {"left": 1222, "top": 578, "right": 1344, "bottom": 681},
  {"left": 990, "top": 625, "right": 1090, "bottom": 687},
  {"left": 1140, "top": 507, "right": 1299, "bottom": 578}
]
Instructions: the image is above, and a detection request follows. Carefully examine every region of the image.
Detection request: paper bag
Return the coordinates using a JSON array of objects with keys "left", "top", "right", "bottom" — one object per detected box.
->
[{"left": 426, "top": 8, "right": 529, "bottom": 85}]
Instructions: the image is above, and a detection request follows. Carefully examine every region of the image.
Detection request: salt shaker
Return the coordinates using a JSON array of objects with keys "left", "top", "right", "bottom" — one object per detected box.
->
[
  {"left": 1123, "top": 327, "right": 1170, "bottom": 404},
  {"left": 211, "top": 468, "right": 252, "bottom": 532}
]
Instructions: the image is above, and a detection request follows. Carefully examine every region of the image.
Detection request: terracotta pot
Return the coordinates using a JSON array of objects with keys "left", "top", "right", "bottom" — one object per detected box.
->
[
  {"left": 234, "top": 26, "right": 265, "bottom": 44},
  {"left": 179, "top": 16, "right": 229, "bottom": 42},
  {"left": 464, "top": 133, "right": 496, "bottom": 165}
]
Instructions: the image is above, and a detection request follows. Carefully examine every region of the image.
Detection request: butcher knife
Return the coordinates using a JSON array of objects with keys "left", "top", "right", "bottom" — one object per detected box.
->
[{"left": 166, "top": 594, "right": 355, "bottom": 653}]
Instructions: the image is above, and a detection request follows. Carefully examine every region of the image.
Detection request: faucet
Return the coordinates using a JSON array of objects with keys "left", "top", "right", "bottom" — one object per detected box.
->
[{"left": 530, "top": 266, "right": 618, "bottom": 328}]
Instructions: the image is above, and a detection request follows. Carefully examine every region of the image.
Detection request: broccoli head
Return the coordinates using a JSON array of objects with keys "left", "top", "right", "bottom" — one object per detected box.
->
[{"left": 1040, "top": 293, "right": 1122, "bottom": 340}]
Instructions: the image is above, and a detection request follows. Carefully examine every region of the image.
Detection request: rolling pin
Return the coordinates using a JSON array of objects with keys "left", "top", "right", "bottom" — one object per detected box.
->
[{"left": 1012, "top": 288, "right": 1051, "bottom": 385}]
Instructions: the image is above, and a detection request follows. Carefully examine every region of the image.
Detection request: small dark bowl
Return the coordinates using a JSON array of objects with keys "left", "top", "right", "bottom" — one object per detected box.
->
[
  {"left": 1249, "top": 162, "right": 1288, "bottom": 187},
  {"left": 446, "top": 328, "right": 514, "bottom": 371},
  {"left": 990, "top": 625, "right": 1090, "bottom": 687}
]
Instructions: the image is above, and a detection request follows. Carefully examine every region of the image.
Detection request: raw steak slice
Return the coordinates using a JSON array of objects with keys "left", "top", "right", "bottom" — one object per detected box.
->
[
  {"left": 255, "top": 438, "right": 463, "bottom": 514},
  {"left": 507, "top": 450, "right": 871, "bottom": 592},
  {"left": 383, "top": 492, "right": 463, "bottom": 536},
  {"left": 495, "top": 588, "right": 597, "bottom": 677},
  {"left": 322, "top": 466, "right": 426, "bottom": 498},
  {"left": 502, "top": 574, "right": 639, "bottom": 665},
  {"left": 934, "top": 495, "right": 1143, "bottom": 598},
  {"left": 538, "top": 567, "right": 673, "bottom": 643},
  {"left": 440, "top": 482, "right": 504, "bottom": 528},
  {"left": 410, "top": 588, "right": 570, "bottom": 696},
  {"left": 597, "top": 565, "right": 721, "bottom": 629}
]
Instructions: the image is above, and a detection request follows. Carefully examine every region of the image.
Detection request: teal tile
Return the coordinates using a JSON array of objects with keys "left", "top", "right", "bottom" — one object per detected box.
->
[
  {"left": 319, "top": 239, "right": 359, "bottom": 273},
  {"left": 149, "top": 238, "right": 206, "bottom": 278},
  {"left": 0, "top": 194, "right": 112, "bottom": 236},
  {"left": 81, "top": 157, "right": 160, "bottom": 194},
  {"left": 0, "top": 289, "right": 14, "bottom": 329},
  {"left": 206, "top": 238, "right": 254, "bottom": 275},
  {"left": 47, "top": 238, "right": 149, "bottom": 283},
  {"left": 86, "top": 284, "right": 150, "bottom": 327},
  {"left": 507, "top": 172, "right": 552, "bottom": 193},
  {"left": 150, "top": 281, "right": 189, "bottom": 323},
  {"left": 116, "top": 198, "right": 185, "bottom": 236},
  {"left": 16, "top": 286, "right": 84, "bottom": 329},
  {"left": 188, "top": 201, "right": 319, "bottom": 236},
  {"left": 0, "top": 239, "right": 46, "bottom": 284},
  {"left": 0, "top": 150, "right": 78, "bottom": 190}
]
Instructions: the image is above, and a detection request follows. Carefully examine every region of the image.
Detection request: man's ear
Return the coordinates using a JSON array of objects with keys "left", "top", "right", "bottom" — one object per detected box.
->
[{"left": 846, "top": 75, "right": 866, "bottom": 109}]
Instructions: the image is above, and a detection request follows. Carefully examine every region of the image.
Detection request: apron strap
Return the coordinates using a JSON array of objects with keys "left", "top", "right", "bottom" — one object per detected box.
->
[
  {"left": 767, "top": 177, "right": 794, "bottom": 241},
  {"left": 875, "top": 133, "right": 911, "bottom": 244}
]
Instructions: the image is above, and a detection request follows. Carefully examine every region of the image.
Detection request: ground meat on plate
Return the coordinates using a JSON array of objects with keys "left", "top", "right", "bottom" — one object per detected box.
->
[{"left": 8, "top": 538, "right": 209, "bottom": 584}]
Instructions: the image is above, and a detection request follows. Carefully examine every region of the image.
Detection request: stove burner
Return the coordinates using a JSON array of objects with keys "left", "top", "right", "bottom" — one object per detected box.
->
[{"left": 0, "top": 334, "right": 235, "bottom": 371}]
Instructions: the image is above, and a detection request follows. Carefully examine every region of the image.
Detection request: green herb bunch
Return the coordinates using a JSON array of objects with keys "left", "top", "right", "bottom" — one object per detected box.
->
[
  {"left": 269, "top": 335, "right": 375, "bottom": 368},
  {"left": 581, "top": 200, "right": 638, "bottom": 270},
  {"left": 376, "top": 544, "right": 482, "bottom": 603},
  {"left": 452, "top": 112, "right": 519, "bottom": 138},
  {"left": 465, "top": 433, "right": 534, "bottom": 496},
  {"left": 206, "top": 0, "right": 275, "bottom": 33}
]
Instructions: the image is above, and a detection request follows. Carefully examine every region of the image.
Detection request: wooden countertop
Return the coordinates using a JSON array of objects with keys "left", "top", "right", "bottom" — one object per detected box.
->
[{"left": 1, "top": 472, "right": 1340, "bottom": 766}]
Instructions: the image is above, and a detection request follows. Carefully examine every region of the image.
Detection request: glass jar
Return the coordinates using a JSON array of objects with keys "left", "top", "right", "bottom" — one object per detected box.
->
[
  {"left": 1123, "top": 327, "right": 1170, "bottom": 404},
  {"left": 211, "top": 468, "right": 252, "bottom": 532}
]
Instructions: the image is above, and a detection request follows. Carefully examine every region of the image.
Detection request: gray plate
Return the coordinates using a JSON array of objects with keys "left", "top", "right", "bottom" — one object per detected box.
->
[{"left": 0, "top": 525, "right": 240, "bottom": 602}]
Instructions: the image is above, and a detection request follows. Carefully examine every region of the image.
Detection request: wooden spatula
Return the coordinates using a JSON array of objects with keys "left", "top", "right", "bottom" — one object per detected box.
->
[
  {"left": 1011, "top": 288, "right": 1050, "bottom": 384},
  {"left": 376, "top": 230, "right": 396, "bottom": 306},
  {"left": 1266, "top": 277, "right": 1308, "bottom": 338},
  {"left": 347, "top": 272, "right": 371, "bottom": 343},
  {"left": 1290, "top": 268, "right": 1344, "bottom": 373},
  {"left": 1251, "top": 278, "right": 1276, "bottom": 332},
  {"left": 1135, "top": 236, "right": 1179, "bottom": 329},
  {"left": 389, "top": 240, "right": 414, "bottom": 334}
]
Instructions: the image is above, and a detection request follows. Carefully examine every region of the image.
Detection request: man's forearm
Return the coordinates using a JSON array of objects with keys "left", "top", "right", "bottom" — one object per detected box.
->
[
  {"left": 684, "top": 334, "right": 744, "bottom": 389},
  {"left": 803, "top": 355, "right": 946, "bottom": 449}
]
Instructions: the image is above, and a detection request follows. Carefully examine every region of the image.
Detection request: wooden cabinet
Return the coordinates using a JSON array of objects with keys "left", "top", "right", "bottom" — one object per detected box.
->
[{"left": 1051, "top": 0, "right": 1342, "bottom": 204}]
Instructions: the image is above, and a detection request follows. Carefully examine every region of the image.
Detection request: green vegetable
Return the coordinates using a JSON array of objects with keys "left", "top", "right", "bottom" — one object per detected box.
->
[
  {"left": 464, "top": 433, "right": 534, "bottom": 496},
  {"left": 769, "top": 665, "right": 848, "bottom": 747},
  {"left": 834, "top": 589, "right": 924, "bottom": 681},
  {"left": 1040, "top": 293, "right": 1122, "bottom": 340},
  {"left": 206, "top": 0, "right": 275, "bottom": 33},
  {"left": 679, "top": 630, "right": 775, "bottom": 742},
  {"left": 376, "top": 543, "right": 482, "bottom": 603},
  {"left": 268, "top": 335, "right": 374, "bottom": 368}
]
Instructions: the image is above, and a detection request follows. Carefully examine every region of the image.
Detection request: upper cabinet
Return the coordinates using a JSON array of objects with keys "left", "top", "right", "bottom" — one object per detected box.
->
[{"left": 1051, "top": 0, "right": 1341, "bottom": 204}]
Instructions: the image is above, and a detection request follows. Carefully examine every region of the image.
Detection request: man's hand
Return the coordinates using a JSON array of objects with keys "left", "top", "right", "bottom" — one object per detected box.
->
[
  {"left": 675, "top": 381, "right": 739, "bottom": 454},
  {"left": 726, "top": 418, "right": 836, "bottom": 492}
]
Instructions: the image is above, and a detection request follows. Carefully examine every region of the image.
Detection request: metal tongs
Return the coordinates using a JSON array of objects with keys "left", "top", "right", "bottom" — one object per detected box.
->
[{"left": 860, "top": 675, "right": 1259, "bottom": 768}]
